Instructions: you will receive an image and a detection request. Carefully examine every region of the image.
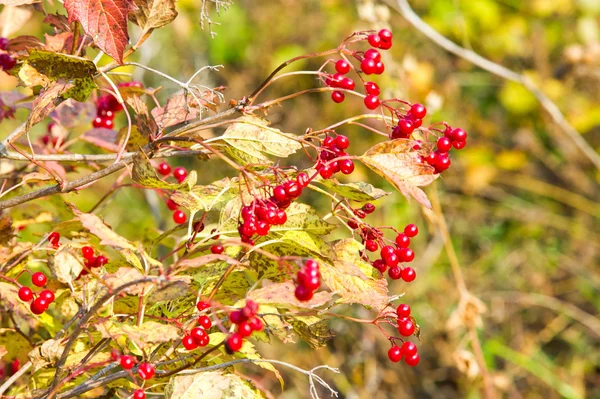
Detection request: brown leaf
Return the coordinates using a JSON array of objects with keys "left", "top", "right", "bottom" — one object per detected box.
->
[
  {"left": 44, "top": 32, "right": 74, "bottom": 53},
  {"left": 0, "top": 216, "right": 14, "bottom": 246},
  {"left": 126, "top": 95, "right": 157, "bottom": 138},
  {"left": 248, "top": 281, "right": 334, "bottom": 309},
  {"left": 130, "top": 0, "right": 177, "bottom": 32},
  {"left": 0, "top": 5, "right": 33, "bottom": 37},
  {"left": 103, "top": 267, "right": 147, "bottom": 293},
  {"left": 360, "top": 139, "right": 438, "bottom": 209},
  {"left": 6, "top": 35, "right": 43, "bottom": 52},
  {"left": 25, "top": 80, "right": 73, "bottom": 131},
  {"left": 64, "top": 0, "right": 137, "bottom": 63},
  {"left": 151, "top": 92, "right": 201, "bottom": 130},
  {"left": 43, "top": 14, "right": 72, "bottom": 33},
  {"left": 49, "top": 245, "right": 83, "bottom": 284}
]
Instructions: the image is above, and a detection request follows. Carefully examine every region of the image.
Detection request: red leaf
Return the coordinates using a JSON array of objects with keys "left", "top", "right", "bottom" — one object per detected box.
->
[{"left": 64, "top": 0, "right": 136, "bottom": 63}]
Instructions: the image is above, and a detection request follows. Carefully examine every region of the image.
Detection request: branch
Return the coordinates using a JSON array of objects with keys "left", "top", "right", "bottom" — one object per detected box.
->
[
  {"left": 390, "top": 0, "right": 600, "bottom": 171},
  {"left": 1, "top": 149, "right": 210, "bottom": 162}
]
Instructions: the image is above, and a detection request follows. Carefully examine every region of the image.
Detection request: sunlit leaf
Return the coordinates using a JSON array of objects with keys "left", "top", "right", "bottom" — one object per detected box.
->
[{"left": 165, "top": 370, "right": 266, "bottom": 399}]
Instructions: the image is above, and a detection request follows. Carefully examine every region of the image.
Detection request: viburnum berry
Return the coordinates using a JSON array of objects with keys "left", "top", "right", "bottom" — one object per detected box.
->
[
  {"left": 340, "top": 77, "right": 355, "bottom": 90},
  {"left": 31, "top": 272, "right": 47, "bottom": 287},
  {"left": 196, "top": 301, "right": 210, "bottom": 311},
  {"left": 401, "top": 341, "right": 417, "bottom": 356},
  {"left": 248, "top": 316, "right": 264, "bottom": 331},
  {"left": 398, "top": 318, "right": 415, "bottom": 336},
  {"left": 365, "top": 239, "right": 378, "bottom": 252},
  {"left": 30, "top": 298, "right": 49, "bottom": 315},
  {"left": 173, "top": 167, "right": 188, "bottom": 183},
  {"left": 182, "top": 334, "right": 198, "bottom": 350},
  {"left": 410, "top": 103, "right": 427, "bottom": 119},
  {"left": 374, "top": 61, "right": 385, "bottom": 74},
  {"left": 94, "top": 255, "right": 108, "bottom": 268},
  {"left": 133, "top": 390, "right": 146, "bottom": 399},
  {"left": 364, "top": 95, "right": 380, "bottom": 110},
  {"left": 225, "top": 333, "right": 243, "bottom": 353},
  {"left": 0, "top": 53, "right": 16, "bottom": 71},
  {"left": 361, "top": 58, "right": 377, "bottom": 75},
  {"left": 335, "top": 59, "right": 351, "bottom": 74},
  {"left": 190, "top": 327, "right": 209, "bottom": 346},
  {"left": 362, "top": 203, "right": 375, "bottom": 214},
  {"left": 39, "top": 290, "right": 55, "bottom": 303},
  {"left": 18, "top": 286, "right": 33, "bottom": 302},
  {"left": 404, "top": 224, "right": 418, "bottom": 237},
  {"left": 157, "top": 162, "right": 171, "bottom": 176},
  {"left": 319, "top": 164, "right": 333, "bottom": 179},
  {"left": 404, "top": 352, "right": 420, "bottom": 367},
  {"left": 395, "top": 233, "right": 410, "bottom": 248},
  {"left": 331, "top": 91, "right": 345, "bottom": 103},
  {"left": 120, "top": 355, "right": 135, "bottom": 370},
  {"left": 401, "top": 267, "right": 416, "bottom": 282},
  {"left": 364, "top": 81, "right": 380, "bottom": 96},
  {"left": 237, "top": 321, "right": 253, "bottom": 337},
  {"left": 398, "top": 247, "right": 415, "bottom": 262},
  {"left": 294, "top": 285, "right": 313, "bottom": 301},
  {"left": 166, "top": 198, "right": 179, "bottom": 211},
  {"left": 364, "top": 48, "right": 381, "bottom": 62},
  {"left": 137, "top": 363, "right": 155, "bottom": 380},
  {"left": 388, "top": 345, "right": 403, "bottom": 362},
  {"left": 173, "top": 210, "right": 186, "bottom": 224},
  {"left": 296, "top": 172, "right": 310, "bottom": 187},
  {"left": 367, "top": 34, "right": 382, "bottom": 48},
  {"left": 437, "top": 137, "right": 452, "bottom": 153},
  {"left": 210, "top": 244, "right": 224, "bottom": 254},
  {"left": 388, "top": 266, "right": 402, "bottom": 280},
  {"left": 396, "top": 303, "right": 411, "bottom": 317},
  {"left": 81, "top": 246, "right": 94, "bottom": 260},
  {"left": 339, "top": 159, "right": 355, "bottom": 175},
  {"left": 452, "top": 128, "right": 467, "bottom": 142},
  {"left": 379, "top": 29, "right": 393, "bottom": 43},
  {"left": 197, "top": 315, "right": 212, "bottom": 329},
  {"left": 48, "top": 232, "right": 60, "bottom": 247}
]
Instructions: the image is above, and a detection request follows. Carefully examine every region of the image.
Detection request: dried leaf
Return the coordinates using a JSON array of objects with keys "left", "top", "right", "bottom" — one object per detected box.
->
[
  {"left": 360, "top": 140, "right": 438, "bottom": 209},
  {"left": 248, "top": 280, "right": 333, "bottom": 309},
  {"left": 103, "top": 267, "right": 147, "bottom": 294},
  {"left": 151, "top": 92, "right": 201, "bottom": 130},
  {"left": 43, "top": 32, "right": 74, "bottom": 53},
  {"left": 0, "top": 216, "right": 14, "bottom": 245},
  {"left": 6, "top": 35, "right": 43, "bottom": 52},
  {"left": 125, "top": 95, "right": 157, "bottom": 139},
  {"left": 76, "top": 212, "right": 137, "bottom": 250},
  {"left": 64, "top": 0, "right": 137, "bottom": 63},
  {"left": 50, "top": 245, "right": 83, "bottom": 284},
  {"left": 132, "top": 150, "right": 197, "bottom": 190},
  {"left": 0, "top": 5, "right": 33, "bottom": 38},
  {"left": 130, "top": 0, "right": 177, "bottom": 32},
  {"left": 285, "top": 318, "right": 336, "bottom": 349},
  {"left": 165, "top": 370, "right": 266, "bottom": 399},
  {"left": 24, "top": 80, "right": 74, "bottom": 131},
  {"left": 96, "top": 320, "right": 179, "bottom": 348},
  {"left": 28, "top": 339, "right": 64, "bottom": 371}
]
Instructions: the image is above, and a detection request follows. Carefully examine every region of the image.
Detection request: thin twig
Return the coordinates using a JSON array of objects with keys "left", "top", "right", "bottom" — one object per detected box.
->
[{"left": 0, "top": 361, "right": 32, "bottom": 396}]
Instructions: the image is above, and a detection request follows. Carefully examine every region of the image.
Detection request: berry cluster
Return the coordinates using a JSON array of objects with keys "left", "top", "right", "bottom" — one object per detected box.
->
[
  {"left": 359, "top": 224, "right": 419, "bottom": 282},
  {"left": 390, "top": 103, "right": 426, "bottom": 139},
  {"left": 77, "top": 246, "right": 108, "bottom": 278},
  {"left": 41, "top": 123, "right": 61, "bottom": 147},
  {"left": 294, "top": 259, "right": 321, "bottom": 301},
  {"left": 182, "top": 314, "right": 212, "bottom": 350},
  {"left": 92, "top": 82, "right": 141, "bottom": 129},
  {"left": 316, "top": 134, "right": 354, "bottom": 179},
  {"left": 18, "top": 272, "right": 55, "bottom": 315},
  {"left": 424, "top": 126, "right": 468, "bottom": 174},
  {"left": 387, "top": 304, "right": 420, "bottom": 366},
  {"left": 155, "top": 162, "right": 190, "bottom": 224},
  {"left": 325, "top": 60, "right": 356, "bottom": 104},
  {"left": 226, "top": 300, "right": 264, "bottom": 353},
  {"left": 118, "top": 354, "right": 156, "bottom": 382},
  {"left": 0, "top": 37, "right": 16, "bottom": 72}
]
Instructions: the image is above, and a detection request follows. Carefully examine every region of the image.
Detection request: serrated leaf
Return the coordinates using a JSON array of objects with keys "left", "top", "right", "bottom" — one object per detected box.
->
[
  {"left": 96, "top": 320, "right": 179, "bottom": 348},
  {"left": 129, "top": 0, "right": 177, "bottom": 32},
  {"left": 360, "top": 140, "right": 438, "bottom": 209},
  {"left": 171, "top": 178, "right": 238, "bottom": 213},
  {"left": 24, "top": 80, "right": 74, "bottom": 131},
  {"left": 76, "top": 212, "right": 136, "bottom": 250},
  {"left": 64, "top": 0, "right": 136, "bottom": 63},
  {"left": 221, "top": 115, "right": 302, "bottom": 162},
  {"left": 132, "top": 150, "right": 197, "bottom": 190},
  {"left": 165, "top": 370, "right": 265, "bottom": 399},
  {"left": 50, "top": 245, "right": 83, "bottom": 284},
  {"left": 314, "top": 179, "right": 390, "bottom": 202},
  {"left": 248, "top": 280, "right": 333, "bottom": 309}
]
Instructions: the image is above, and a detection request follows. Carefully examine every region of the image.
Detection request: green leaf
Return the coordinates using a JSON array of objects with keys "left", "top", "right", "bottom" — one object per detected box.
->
[
  {"left": 0, "top": 328, "right": 32, "bottom": 364},
  {"left": 165, "top": 370, "right": 266, "bottom": 399},
  {"left": 313, "top": 179, "right": 390, "bottom": 202},
  {"left": 132, "top": 150, "right": 197, "bottom": 191},
  {"left": 359, "top": 139, "right": 438, "bottom": 209},
  {"left": 96, "top": 320, "right": 180, "bottom": 348},
  {"left": 284, "top": 317, "right": 336, "bottom": 349},
  {"left": 171, "top": 177, "right": 238, "bottom": 213},
  {"left": 270, "top": 202, "right": 336, "bottom": 236},
  {"left": 221, "top": 115, "right": 302, "bottom": 161}
]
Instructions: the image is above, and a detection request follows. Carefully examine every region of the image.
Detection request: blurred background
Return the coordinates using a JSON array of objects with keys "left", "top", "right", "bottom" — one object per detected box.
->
[{"left": 2, "top": 0, "right": 599, "bottom": 398}]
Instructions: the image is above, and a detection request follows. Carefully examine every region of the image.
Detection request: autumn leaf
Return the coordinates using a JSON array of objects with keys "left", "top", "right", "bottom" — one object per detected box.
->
[
  {"left": 165, "top": 370, "right": 266, "bottom": 399},
  {"left": 248, "top": 280, "right": 334, "bottom": 309},
  {"left": 50, "top": 245, "right": 83, "bottom": 284},
  {"left": 151, "top": 92, "right": 202, "bottom": 130},
  {"left": 129, "top": 0, "right": 177, "bottom": 32},
  {"left": 64, "top": 0, "right": 137, "bottom": 63},
  {"left": 359, "top": 139, "right": 438, "bottom": 209},
  {"left": 314, "top": 179, "right": 390, "bottom": 202}
]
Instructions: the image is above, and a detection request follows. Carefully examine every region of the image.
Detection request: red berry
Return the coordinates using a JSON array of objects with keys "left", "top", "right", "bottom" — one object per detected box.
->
[
  {"left": 190, "top": 327, "right": 209, "bottom": 346},
  {"left": 229, "top": 310, "right": 244, "bottom": 324},
  {"left": 365, "top": 81, "right": 380, "bottom": 96},
  {"left": 364, "top": 48, "right": 381, "bottom": 62},
  {"left": 81, "top": 246, "right": 94, "bottom": 260},
  {"left": 296, "top": 172, "right": 310, "bottom": 188},
  {"left": 30, "top": 297, "right": 49, "bottom": 315},
  {"left": 305, "top": 259, "right": 319, "bottom": 270},
  {"left": 404, "top": 224, "right": 418, "bottom": 237},
  {"left": 133, "top": 390, "right": 146, "bottom": 399},
  {"left": 398, "top": 248, "right": 415, "bottom": 262},
  {"left": 364, "top": 95, "right": 380, "bottom": 110},
  {"left": 380, "top": 245, "right": 396, "bottom": 261},
  {"left": 396, "top": 304, "right": 411, "bottom": 317},
  {"left": 453, "top": 140, "right": 466, "bottom": 150},
  {"left": 237, "top": 321, "right": 253, "bottom": 337},
  {"left": 298, "top": 271, "right": 320, "bottom": 291},
  {"left": 157, "top": 162, "right": 171, "bottom": 176},
  {"left": 373, "top": 259, "right": 387, "bottom": 273},
  {"left": 197, "top": 315, "right": 212, "bottom": 329},
  {"left": 379, "top": 29, "right": 393, "bottom": 42},
  {"left": 335, "top": 135, "right": 350, "bottom": 149},
  {"left": 335, "top": 59, "right": 351, "bottom": 74},
  {"left": 410, "top": 103, "right": 427, "bottom": 119},
  {"left": 452, "top": 128, "right": 467, "bottom": 142},
  {"left": 398, "top": 318, "right": 415, "bottom": 336},
  {"left": 405, "top": 352, "right": 420, "bottom": 367},
  {"left": 167, "top": 198, "right": 179, "bottom": 211},
  {"left": 182, "top": 334, "right": 198, "bottom": 350},
  {"left": 379, "top": 40, "right": 392, "bottom": 50},
  {"left": 39, "top": 289, "right": 55, "bottom": 303},
  {"left": 18, "top": 287, "right": 33, "bottom": 302},
  {"left": 401, "top": 341, "right": 418, "bottom": 356},
  {"left": 331, "top": 91, "right": 345, "bottom": 103},
  {"left": 340, "top": 159, "right": 355, "bottom": 175},
  {"left": 173, "top": 210, "right": 186, "bottom": 224},
  {"left": 388, "top": 266, "right": 402, "bottom": 280},
  {"left": 367, "top": 34, "right": 382, "bottom": 48},
  {"left": 340, "top": 77, "right": 355, "bottom": 90},
  {"left": 120, "top": 355, "right": 135, "bottom": 370},
  {"left": 362, "top": 203, "right": 375, "bottom": 214},
  {"left": 437, "top": 137, "right": 452, "bottom": 153},
  {"left": 373, "top": 61, "right": 385, "bottom": 75},
  {"left": 401, "top": 267, "right": 416, "bottom": 282},
  {"left": 48, "top": 232, "right": 60, "bottom": 246},
  {"left": 226, "top": 333, "right": 243, "bottom": 353},
  {"left": 398, "top": 119, "right": 414, "bottom": 135},
  {"left": 94, "top": 255, "right": 108, "bottom": 268},
  {"left": 361, "top": 58, "right": 377, "bottom": 75},
  {"left": 196, "top": 301, "right": 210, "bottom": 312},
  {"left": 294, "top": 285, "right": 313, "bottom": 301},
  {"left": 365, "top": 239, "right": 378, "bottom": 252},
  {"left": 388, "top": 345, "right": 403, "bottom": 362},
  {"left": 384, "top": 252, "right": 399, "bottom": 267},
  {"left": 395, "top": 233, "right": 410, "bottom": 248},
  {"left": 319, "top": 164, "right": 333, "bottom": 179},
  {"left": 284, "top": 181, "right": 302, "bottom": 198},
  {"left": 31, "top": 272, "right": 47, "bottom": 287},
  {"left": 137, "top": 363, "right": 155, "bottom": 380},
  {"left": 248, "top": 316, "right": 264, "bottom": 331},
  {"left": 210, "top": 244, "right": 224, "bottom": 254},
  {"left": 173, "top": 167, "right": 187, "bottom": 183}
]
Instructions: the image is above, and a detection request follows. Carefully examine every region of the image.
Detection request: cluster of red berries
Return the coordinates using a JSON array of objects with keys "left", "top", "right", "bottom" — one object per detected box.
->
[
  {"left": 294, "top": 259, "right": 321, "bottom": 301},
  {"left": 48, "top": 231, "right": 60, "bottom": 249},
  {"left": 181, "top": 313, "right": 212, "bottom": 350},
  {"left": 325, "top": 60, "right": 356, "bottom": 104},
  {"left": 423, "top": 126, "right": 468, "bottom": 174},
  {"left": 361, "top": 224, "right": 419, "bottom": 282},
  {"left": 118, "top": 354, "right": 155, "bottom": 382},
  {"left": 316, "top": 134, "right": 354, "bottom": 178},
  {"left": 156, "top": 162, "right": 189, "bottom": 224},
  {"left": 18, "top": 272, "right": 55, "bottom": 315},
  {"left": 387, "top": 304, "right": 420, "bottom": 366},
  {"left": 226, "top": 300, "right": 264, "bottom": 353},
  {"left": 0, "top": 37, "right": 16, "bottom": 72},
  {"left": 237, "top": 173, "right": 310, "bottom": 244},
  {"left": 390, "top": 103, "right": 427, "bottom": 139},
  {"left": 41, "top": 123, "right": 61, "bottom": 147},
  {"left": 77, "top": 246, "right": 108, "bottom": 278},
  {"left": 92, "top": 82, "right": 141, "bottom": 129}
]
